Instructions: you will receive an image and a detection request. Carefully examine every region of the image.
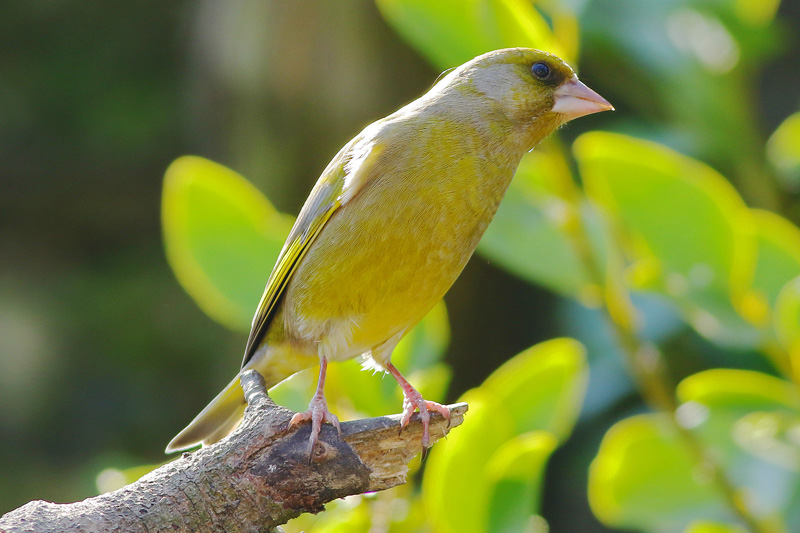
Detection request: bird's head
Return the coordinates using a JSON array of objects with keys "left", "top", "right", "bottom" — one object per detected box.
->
[{"left": 434, "top": 48, "right": 613, "bottom": 149}]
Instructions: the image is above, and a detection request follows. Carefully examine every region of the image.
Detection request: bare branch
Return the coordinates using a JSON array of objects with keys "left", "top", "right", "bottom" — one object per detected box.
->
[{"left": 1, "top": 370, "right": 467, "bottom": 532}]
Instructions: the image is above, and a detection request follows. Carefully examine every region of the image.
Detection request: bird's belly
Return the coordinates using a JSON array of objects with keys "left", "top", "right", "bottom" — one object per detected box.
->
[{"left": 284, "top": 184, "right": 495, "bottom": 359}]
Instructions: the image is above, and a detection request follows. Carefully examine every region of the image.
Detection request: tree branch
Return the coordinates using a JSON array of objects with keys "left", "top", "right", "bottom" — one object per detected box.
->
[{"left": 1, "top": 370, "right": 467, "bottom": 532}]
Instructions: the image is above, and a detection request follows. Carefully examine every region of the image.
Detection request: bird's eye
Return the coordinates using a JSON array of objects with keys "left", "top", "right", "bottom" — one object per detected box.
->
[{"left": 531, "top": 62, "right": 550, "bottom": 80}]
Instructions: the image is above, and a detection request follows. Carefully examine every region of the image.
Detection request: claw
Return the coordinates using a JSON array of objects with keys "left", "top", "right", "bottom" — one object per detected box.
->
[
  {"left": 289, "top": 356, "right": 340, "bottom": 459},
  {"left": 289, "top": 397, "right": 341, "bottom": 457},
  {"left": 387, "top": 362, "right": 451, "bottom": 451}
]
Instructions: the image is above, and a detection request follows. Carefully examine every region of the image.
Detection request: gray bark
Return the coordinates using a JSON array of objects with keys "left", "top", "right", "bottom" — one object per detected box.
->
[{"left": 0, "top": 370, "right": 466, "bottom": 532}]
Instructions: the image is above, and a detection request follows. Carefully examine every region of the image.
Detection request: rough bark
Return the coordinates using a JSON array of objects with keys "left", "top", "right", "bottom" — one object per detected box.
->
[{"left": 0, "top": 370, "right": 467, "bottom": 532}]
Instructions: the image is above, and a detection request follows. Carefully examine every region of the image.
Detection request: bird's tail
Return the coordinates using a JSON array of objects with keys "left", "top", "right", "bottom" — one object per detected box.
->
[
  {"left": 166, "top": 344, "right": 320, "bottom": 453},
  {"left": 165, "top": 374, "right": 247, "bottom": 453}
]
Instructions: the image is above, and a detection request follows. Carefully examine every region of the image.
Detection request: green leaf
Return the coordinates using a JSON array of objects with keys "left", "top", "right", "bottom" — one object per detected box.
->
[
  {"left": 162, "top": 156, "right": 293, "bottom": 330},
  {"left": 574, "top": 132, "right": 759, "bottom": 347},
  {"left": 486, "top": 431, "right": 558, "bottom": 531},
  {"left": 767, "top": 111, "right": 800, "bottom": 192},
  {"left": 677, "top": 369, "right": 800, "bottom": 412},
  {"left": 684, "top": 520, "right": 748, "bottom": 533},
  {"left": 675, "top": 369, "right": 800, "bottom": 521},
  {"left": 589, "top": 413, "right": 728, "bottom": 531},
  {"left": 375, "top": 0, "right": 568, "bottom": 70},
  {"left": 742, "top": 210, "right": 800, "bottom": 329},
  {"left": 423, "top": 338, "right": 587, "bottom": 533},
  {"left": 423, "top": 388, "right": 516, "bottom": 533},
  {"left": 482, "top": 337, "right": 588, "bottom": 442},
  {"left": 589, "top": 370, "right": 800, "bottom": 531},
  {"left": 775, "top": 276, "right": 800, "bottom": 359}
]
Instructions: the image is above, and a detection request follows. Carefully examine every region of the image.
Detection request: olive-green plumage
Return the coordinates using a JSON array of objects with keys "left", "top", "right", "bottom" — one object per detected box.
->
[{"left": 166, "top": 48, "right": 612, "bottom": 453}]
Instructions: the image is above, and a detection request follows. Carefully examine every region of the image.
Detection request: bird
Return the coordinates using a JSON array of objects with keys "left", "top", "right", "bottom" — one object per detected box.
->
[{"left": 166, "top": 48, "right": 613, "bottom": 456}]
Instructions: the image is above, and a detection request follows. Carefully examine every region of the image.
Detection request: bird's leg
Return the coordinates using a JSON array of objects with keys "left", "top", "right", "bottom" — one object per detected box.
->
[
  {"left": 386, "top": 362, "right": 450, "bottom": 449},
  {"left": 289, "top": 356, "right": 341, "bottom": 456}
]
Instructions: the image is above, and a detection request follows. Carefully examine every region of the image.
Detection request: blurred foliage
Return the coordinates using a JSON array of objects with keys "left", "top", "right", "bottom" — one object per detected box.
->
[{"left": 4, "top": 0, "right": 800, "bottom": 532}]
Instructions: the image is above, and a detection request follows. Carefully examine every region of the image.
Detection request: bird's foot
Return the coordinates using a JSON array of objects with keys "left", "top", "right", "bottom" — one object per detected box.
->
[
  {"left": 398, "top": 388, "right": 451, "bottom": 449},
  {"left": 289, "top": 394, "right": 341, "bottom": 458}
]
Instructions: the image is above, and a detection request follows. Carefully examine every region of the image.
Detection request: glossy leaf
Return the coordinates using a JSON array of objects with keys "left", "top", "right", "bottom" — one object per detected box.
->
[
  {"left": 744, "top": 210, "right": 800, "bottom": 328},
  {"left": 774, "top": 276, "right": 800, "bottom": 378},
  {"left": 162, "top": 156, "right": 293, "bottom": 330},
  {"left": 574, "top": 132, "right": 759, "bottom": 347},
  {"left": 592, "top": 370, "right": 800, "bottom": 530},
  {"left": 589, "top": 413, "right": 729, "bottom": 531},
  {"left": 423, "top": 388, "right": 516, "bottom": 533},
  {"left": 684, "top": 521, "right": 748, "bottom": 533},
  {"left": 676, "top": 369, "right": 800, "bottom": 521},
  {"left": 424, "top": 338, "right": 587, "bottom": 532},
  {"left": 375, "top": 0, "right": 568, "bottom": 71},
  {"left": 486, "top": 431, "right": 557, "bottom": 531},
  {"left": 677, "top": 369, "right": 800, "bottom": 412},
  {"left": 481, "top": 337, "right": 588, "bottom": 442},
  {"left": 767, "top": 111, "right": 800, "bottom": 192}
]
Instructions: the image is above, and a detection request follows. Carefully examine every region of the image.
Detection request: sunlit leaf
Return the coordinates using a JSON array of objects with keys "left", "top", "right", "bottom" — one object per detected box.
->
[
  {"left": 767, "top": 111, "right": 800, "bottom": 192},
  {"left": 742, "top": 210, "right": 800, "bottom": 328},
  {"left": 486, "top": 431, "right": 557, "bottom": 530},
  {"left": 684, "top": 520, "right": 748, "bottom": 533},
  {"left": 162, "top": 156, "right": 293, "bottom": 330},
  {"left": 285, "top": 487, "right": 428, "bottom": 533},
  {"left": 774, "top": 276, "right": 800, "bottom": 378},
  {"left": 734, "top": 0, "right": 781, "bottom": 27},
  {"left": 677, "top": 369, "right": 800, "bottom": 412},
  {"left": 482, "top": 337, "right": 588, "bottom": 442},
  {"left": 375, "top": 0, "right": 568, "bottom": 71},
  {"left": 574, "top": 132, "right": 759, "bottom": 347},
  {"left": 589, "top": 413, "right": 729, "bottom": 531},
  {"left": 423, "top": 389, "right": 516, "bottom": 533},
  {"left": 676, "top": 370, "right": 800, "bottom": 519},
  {"left": 424, "top": 338, "right": 587, "bottom": 532}
]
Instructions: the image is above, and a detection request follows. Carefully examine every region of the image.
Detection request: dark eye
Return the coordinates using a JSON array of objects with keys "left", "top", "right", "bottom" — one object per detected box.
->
[{"left": 531, "top": 62, "right": 550, "bottom": 79}]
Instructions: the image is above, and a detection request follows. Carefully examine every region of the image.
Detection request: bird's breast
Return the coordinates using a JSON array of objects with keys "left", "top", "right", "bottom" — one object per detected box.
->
[{"left": 283, "top": 118, "right": 520, "bottom": 357}]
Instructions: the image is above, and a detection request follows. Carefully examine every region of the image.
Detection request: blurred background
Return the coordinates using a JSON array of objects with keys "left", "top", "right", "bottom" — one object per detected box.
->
[{"left": 2, "top": 1, "right": 800, "bottom": 531}]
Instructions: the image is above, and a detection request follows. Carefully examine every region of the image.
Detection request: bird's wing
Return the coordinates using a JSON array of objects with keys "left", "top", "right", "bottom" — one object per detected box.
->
[{"left": 240, "top": 134, "right": 385, "bottom": 368}]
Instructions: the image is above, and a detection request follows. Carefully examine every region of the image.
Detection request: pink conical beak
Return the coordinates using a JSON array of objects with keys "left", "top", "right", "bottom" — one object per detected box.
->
[{"left": 552, "top": 75, "right": 614, "bottom": 120}]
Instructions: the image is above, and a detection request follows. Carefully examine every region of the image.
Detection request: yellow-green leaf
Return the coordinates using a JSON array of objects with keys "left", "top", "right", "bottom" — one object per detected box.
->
[
  {"left": 775, "top": 276, "right": 800, "bottom": 377},
  {"left": 423, "top": 338, "right": 587, "bottom": 533},
  {"left": 486, "top": 431, "right": 558, "bottom": 529},
  {"left": 767, "top": 111, "right": 800, "bottom": 192},
  {"left": 482, "top": 337, "right": 588, "bottom": 442},
  {"left": 677, "top": 369, "right": 800, "bottom": 411},
  {"left": 423, "top": 389, "right": 515, "bottom": 533},
  {"left": 589, "top": 414, "right": 727, "bottom": 531},
  {"left": 376, "top": 0, "right": 568, "bottom": 70},
  {"left": 684, "top": 520, "right": 748, "bottom": 533},
  {"left": 743, "top": 210, "right": 800, "bottom": 328},
  {"left": 162, "top": 156, "right": 293, "bottom": 330},
  {"left": 574, "top": 132, "right": 758, "bottom": 347}
]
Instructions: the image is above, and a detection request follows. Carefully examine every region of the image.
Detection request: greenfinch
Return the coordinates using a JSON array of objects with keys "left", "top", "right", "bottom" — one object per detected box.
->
[{"left": 166, "top": 48, "right": 612, "bottom": 455}]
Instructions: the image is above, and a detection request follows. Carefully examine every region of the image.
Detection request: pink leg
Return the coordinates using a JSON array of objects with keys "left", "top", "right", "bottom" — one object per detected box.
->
[
  {"left": 386, "top": 362, "right": 450, "bottom": 448},
  {"left": 289, "top": 356, "right": 341, "bottom": 456}
]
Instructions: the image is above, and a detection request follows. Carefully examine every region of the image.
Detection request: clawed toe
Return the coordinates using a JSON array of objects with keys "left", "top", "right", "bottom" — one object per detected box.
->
[
  {"left": 399, "top": 396, "right": 451, "bottom": 448},
  {"left": 290, "top": 396, "right": 341, "bottom": 458}
]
